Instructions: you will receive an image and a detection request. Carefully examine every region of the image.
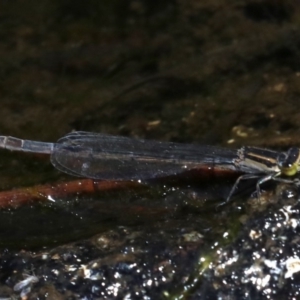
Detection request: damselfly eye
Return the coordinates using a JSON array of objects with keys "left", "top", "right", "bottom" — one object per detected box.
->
[
  {"left": 277, "top": 152, "right": 288, "bottom": 168},
  {"left": 277, "top": 148, "right": 300, "bottom": 168},
  {"left": 284, "top": 148, "right": 300, "bottom": 168}
]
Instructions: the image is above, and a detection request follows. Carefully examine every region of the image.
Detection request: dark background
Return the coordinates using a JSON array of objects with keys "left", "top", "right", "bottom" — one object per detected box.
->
[{"left": 0, "top": 1, "right": 300, "bottom": 299}]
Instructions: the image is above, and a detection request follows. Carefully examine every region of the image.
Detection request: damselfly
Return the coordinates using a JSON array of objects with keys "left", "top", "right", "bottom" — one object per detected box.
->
[{"left": 1, "top": 131, "right": 299, "bottom": 201}]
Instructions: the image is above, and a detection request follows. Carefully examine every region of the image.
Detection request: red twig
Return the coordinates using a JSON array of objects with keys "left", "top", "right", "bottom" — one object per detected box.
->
[{"left": 0, "top": 179, "right": 141, "bottom": 209}]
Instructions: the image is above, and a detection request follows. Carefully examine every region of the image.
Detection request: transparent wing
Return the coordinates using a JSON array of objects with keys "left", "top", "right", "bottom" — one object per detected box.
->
[{"left": 50, "top": 131, "right": 237, "bottom": 180}]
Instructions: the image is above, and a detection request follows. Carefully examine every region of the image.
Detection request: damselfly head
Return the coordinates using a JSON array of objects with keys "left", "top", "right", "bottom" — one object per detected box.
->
[{"left": 277, "top": 147, "right": 300, "bottom": 176}]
